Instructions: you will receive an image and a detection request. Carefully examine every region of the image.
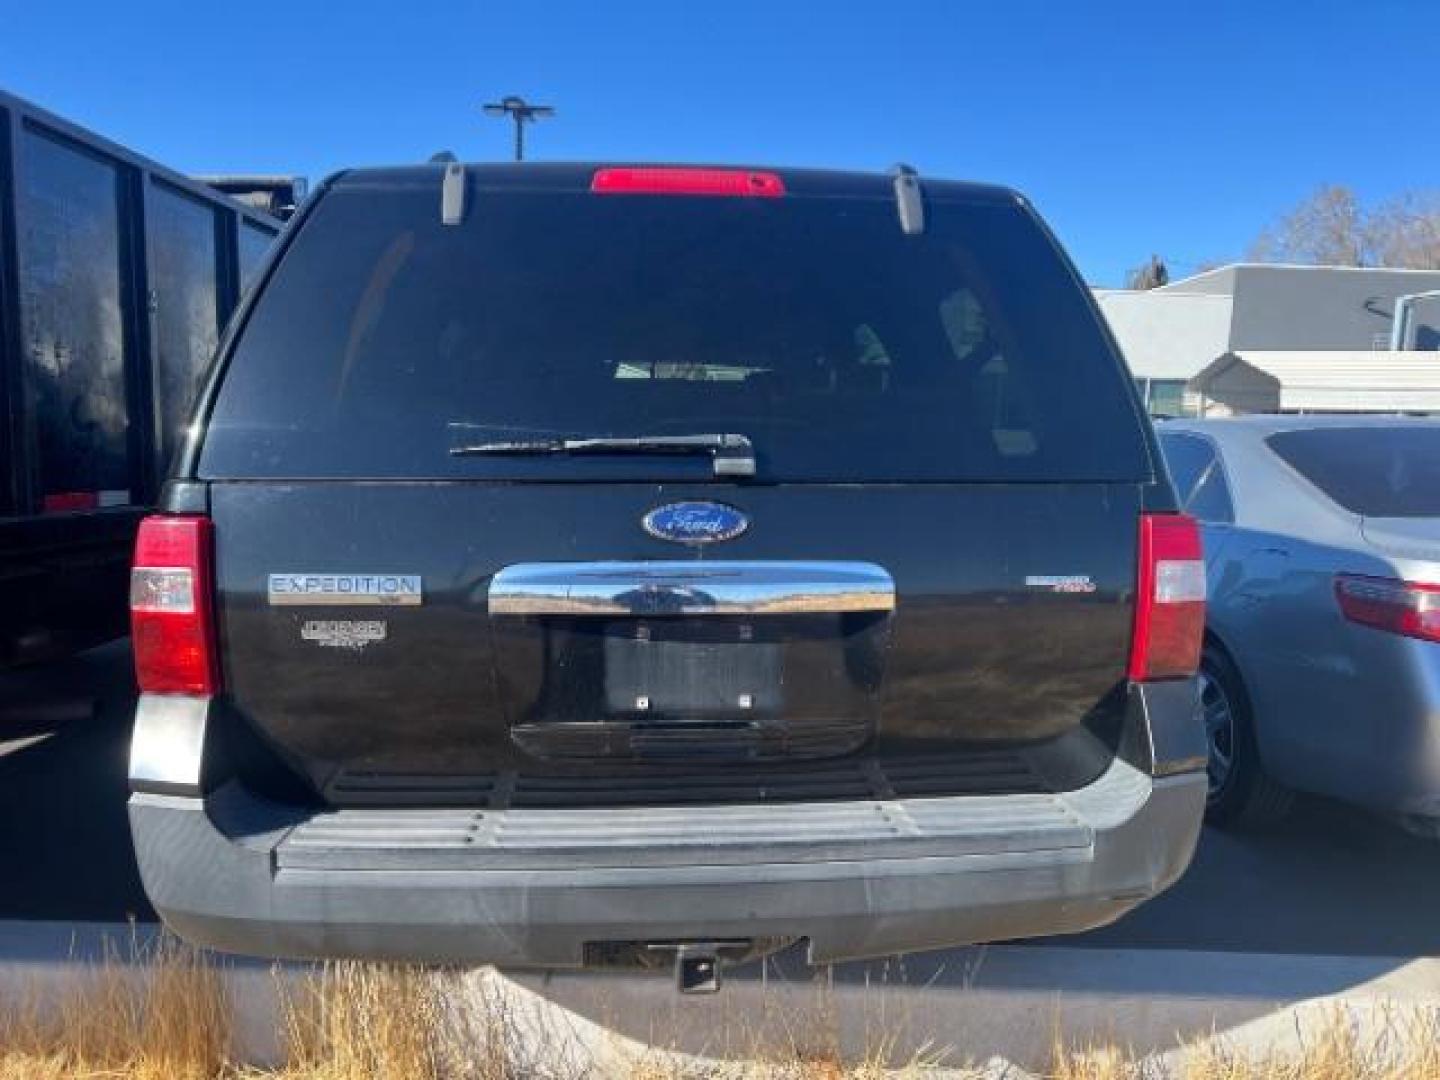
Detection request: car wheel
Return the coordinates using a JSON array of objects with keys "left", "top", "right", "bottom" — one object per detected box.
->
[{"left": 1200, "top": 644, "right": 1293, "bottom": 828}]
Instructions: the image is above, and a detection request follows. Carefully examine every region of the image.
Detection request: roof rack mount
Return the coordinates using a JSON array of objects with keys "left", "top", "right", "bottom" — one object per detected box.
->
[
  {"left": 441, "top": 162, "right": 466, "bottom": 225},
  {"left": 892, "top": 163, "right": 924, "bottom": 236}
]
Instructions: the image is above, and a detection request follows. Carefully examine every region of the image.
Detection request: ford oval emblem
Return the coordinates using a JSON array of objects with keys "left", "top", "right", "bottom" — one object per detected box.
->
[{"left": 643, "top": 501, "right": 749, "bottom": 545}]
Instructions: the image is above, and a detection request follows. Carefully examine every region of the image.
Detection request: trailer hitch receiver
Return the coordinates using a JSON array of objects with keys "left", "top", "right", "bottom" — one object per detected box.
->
[{"left": 648, "top": 940, "right": 755, "bottom": 994}]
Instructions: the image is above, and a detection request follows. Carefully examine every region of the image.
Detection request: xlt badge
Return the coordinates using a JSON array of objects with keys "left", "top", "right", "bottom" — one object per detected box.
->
[
  {"left": 268, "top": 574, "right": 423, "bottom": 606},
  {"left": 642, "top": 502, "right": 749, "bottom": 545}
]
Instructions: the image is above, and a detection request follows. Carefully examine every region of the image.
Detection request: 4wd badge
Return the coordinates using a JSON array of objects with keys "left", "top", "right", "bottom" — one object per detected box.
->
[{"left": 301, "top": 620, "right": 387, "bottom": 650}]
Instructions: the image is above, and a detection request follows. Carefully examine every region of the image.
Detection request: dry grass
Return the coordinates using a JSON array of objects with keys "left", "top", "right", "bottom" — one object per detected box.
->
[
  {"left": 3, "top": 939, "right": 1440, "bottom": 1078},
  {"left": 268, "top": 963, "right": 454, "bottom": 1080},
  {"left": 0, "top": 933, "right": 230, "bottom": 1080},
  {"left": 1051, "top": 1004, "right": 1440, "bottom": 1080}
]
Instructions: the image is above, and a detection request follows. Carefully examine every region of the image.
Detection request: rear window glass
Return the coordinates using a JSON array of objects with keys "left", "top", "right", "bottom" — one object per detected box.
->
[
  {"left": 1158, "top": 432, "right": 1213, "bottom": 505},
  {"left": 199, "top": 183, "right": 1149, "bottom": 483},
  {"left": 1267, "top": 427, "right": 1440, "bottom": 517}
]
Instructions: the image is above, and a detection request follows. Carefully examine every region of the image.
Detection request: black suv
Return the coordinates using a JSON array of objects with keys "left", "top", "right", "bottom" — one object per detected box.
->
[{"left": 127, "top": 163, "right": 1206, "bottom": 988}]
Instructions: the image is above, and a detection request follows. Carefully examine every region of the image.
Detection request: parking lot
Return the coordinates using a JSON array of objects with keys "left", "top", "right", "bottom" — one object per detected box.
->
[{"left": 4, "top": 639, "right": 1439, "bottom": 959}]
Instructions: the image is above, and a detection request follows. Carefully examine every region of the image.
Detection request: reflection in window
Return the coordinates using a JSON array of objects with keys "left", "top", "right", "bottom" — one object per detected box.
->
[
  {"left": 943, "top": 287, "right": 1036, "bottom": 457},
  {"left": 149, "top": 182, "right": 219, "bottom": 469},
  {"left": 238, "top": 220, "right": 275, "bottom": 294},
  {"left": 18, "top": 128, "right": 131, "bottom": 511},
  {"left": 1158, "top": 432, "right": 1214, "bottom": 506},
  {"left": 939, "top": 288, "right": 987, "bottom": 360},
  {"left": 1187, "top": 463, "right": 1235, "bottom": 524}
]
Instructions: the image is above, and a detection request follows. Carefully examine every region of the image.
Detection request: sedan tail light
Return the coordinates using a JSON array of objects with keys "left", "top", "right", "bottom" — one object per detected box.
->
[
  {"left": 1129, "top": 514, "right": 1206, "bottom": 681},
  {"left": 130, "top": 515, "right": 220, "bottom": 695},
  {"left": 1335, "top": 574, "right": 1440, "bottom": 643}
]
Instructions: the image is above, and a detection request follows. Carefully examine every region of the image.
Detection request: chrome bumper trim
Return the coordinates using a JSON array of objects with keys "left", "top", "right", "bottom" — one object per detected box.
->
[{"left": 129, "top": 692, "right": 211, "bottom": 795}]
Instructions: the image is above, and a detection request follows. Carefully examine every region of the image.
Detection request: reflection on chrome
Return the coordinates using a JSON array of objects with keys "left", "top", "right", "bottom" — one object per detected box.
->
[
  {"left": 129, "top": 693, "right": 210, "bottom": 793},
  {"left": 488, "top": 561, "right": 895, "bottom": 616}
]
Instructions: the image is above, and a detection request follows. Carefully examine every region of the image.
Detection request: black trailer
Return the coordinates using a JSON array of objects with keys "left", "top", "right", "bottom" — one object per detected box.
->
[
  {"left": 194, "top": 175, "right": 307, "bottom": 221},
  {"left": 0, "top": 89, "right": 282, "bottom": 667}
]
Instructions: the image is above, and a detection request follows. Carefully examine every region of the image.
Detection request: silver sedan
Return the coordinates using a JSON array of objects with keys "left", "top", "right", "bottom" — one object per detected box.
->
[{"left": 1158, "top": 416, "right": 1440, "bottom": 831}]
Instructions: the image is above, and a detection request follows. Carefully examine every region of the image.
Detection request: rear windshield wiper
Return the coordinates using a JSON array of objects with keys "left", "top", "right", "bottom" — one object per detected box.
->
[{"left": 450, "top": 432, "right": 756, "bottom": 478}]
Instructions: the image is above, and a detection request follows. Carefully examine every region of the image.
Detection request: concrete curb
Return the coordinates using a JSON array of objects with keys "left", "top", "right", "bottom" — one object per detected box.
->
[
  {"left": 0, "top": 921, "right": 1436, "bottom": 1073},
  {"left": 512, "top": 944, "right": 1440, "bottom": 1070}
]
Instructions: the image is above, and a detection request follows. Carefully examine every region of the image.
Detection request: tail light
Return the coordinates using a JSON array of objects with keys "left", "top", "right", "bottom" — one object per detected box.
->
[
  {"left": 1129, "top": 513, "right": 1206, "bottom": 681},
  {"left": 591, "top": 167, "right": 785, "bottom": 198},
  {"left": 1336, "top": 574, "right": 1440, "bottom": 643},
  {"left": 130, "top": 515, "right": 220, "bottom": 695}
]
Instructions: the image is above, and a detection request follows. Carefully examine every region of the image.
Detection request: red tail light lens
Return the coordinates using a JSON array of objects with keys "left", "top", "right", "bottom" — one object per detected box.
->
[
  {"left": 591, "top": 167, "right": 785, "bottom": 198},
  {"left": 130, "top": 515, "right": 220, "bottom": 695},
  {"left": 1336, "top": 574, "right": 1440, "bottom": 643},
  {"left": 1129, "top": 514, "right": 1206, "bottom": 681}
]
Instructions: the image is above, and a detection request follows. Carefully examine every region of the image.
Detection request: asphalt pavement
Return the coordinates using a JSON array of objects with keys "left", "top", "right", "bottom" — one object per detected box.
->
[
  {"left": 0, "top": 640, "right": 152, "bottom": 923},
  {"left": 2, "top": 641, "right": 1438, "bottom": 957}
]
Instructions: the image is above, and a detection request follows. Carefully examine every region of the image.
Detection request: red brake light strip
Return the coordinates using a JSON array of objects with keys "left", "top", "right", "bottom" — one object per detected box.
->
[{"left": 591, "top": 167, "right": 785, "bottom": 198}]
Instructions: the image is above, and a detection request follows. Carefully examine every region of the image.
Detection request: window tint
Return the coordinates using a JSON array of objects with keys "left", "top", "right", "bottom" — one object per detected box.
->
[
  {"left": 238, "top": 220, "right": 274, "bottom": 294},
  {"left": 1267, "top": 427, "right": 1440, "bottom": 517},
  {"left": 1160, "top": 432, "right": 1233, "bottom": 523},
  {"left": 1187, "top": 461, "right": 1234, "bottom": 523},
  {"left": 148, "top": 181, "right": 220, "bottom": 471},
  {"left": 202, "top": 185, "right": 1149, "bottom": 483},
  {"left": 17, "top": 127, "right": 133, "bottom": 512},
  {"left": 1159, "top": 432, "right": 1213, "bottom": 505}
]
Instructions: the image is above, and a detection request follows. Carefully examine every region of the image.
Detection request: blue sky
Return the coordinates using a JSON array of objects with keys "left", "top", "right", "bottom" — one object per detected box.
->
[{"left": 4, "top": 0, "right": 1436, "bottom": 286}]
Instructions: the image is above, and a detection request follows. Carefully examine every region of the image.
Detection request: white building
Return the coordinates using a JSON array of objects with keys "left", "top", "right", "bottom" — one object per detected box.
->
[
  {"left": 1095, "top": 264, "right": 1440, "bottom": 416},
  {"left": 1093, "top": 289, "right": 1232, "bottom": 414}
]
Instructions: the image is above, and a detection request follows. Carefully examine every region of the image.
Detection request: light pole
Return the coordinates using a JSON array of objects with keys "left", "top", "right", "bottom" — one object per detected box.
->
[{"left": 482, "top": 96, "right": 555, "bottom": 161}]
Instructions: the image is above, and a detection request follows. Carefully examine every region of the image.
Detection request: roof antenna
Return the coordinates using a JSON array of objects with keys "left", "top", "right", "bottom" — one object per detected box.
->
[
  {"left": 441, "top": 161, "right": 466, "bottom": 225},
  {"left": 891, "top": 163, "right": 925, "bottom": 236},
  {"left": 482, "top": 95, "right": 555, "bottom": 161}
]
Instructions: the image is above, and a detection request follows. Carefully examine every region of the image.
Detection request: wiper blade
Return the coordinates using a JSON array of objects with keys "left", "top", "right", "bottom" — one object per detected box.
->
[
  {"left": 450, "top": 433, "right": 756, "bottom": 477},
  {"left": 451, "top": 433, "right": 750, "bottom": 454}
]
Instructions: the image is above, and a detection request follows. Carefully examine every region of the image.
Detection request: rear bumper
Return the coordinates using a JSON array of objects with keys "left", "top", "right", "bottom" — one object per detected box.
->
[{"left": 129, "top": 757, "right": 1204, "bottom": 968}]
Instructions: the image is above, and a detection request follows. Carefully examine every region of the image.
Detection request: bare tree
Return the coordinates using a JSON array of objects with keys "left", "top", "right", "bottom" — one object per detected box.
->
[
  {"left": 1249, "top": 185, "right": 1369, "bottom": 265},
  {"left": 1125, "top": 254, "right": 1170, "bottom": 290},
  {"left": 1248, "top": 185, "right": 1440, "bottom": 268},
  {"left": 1367, "top": 190, "right": 1440, "bottom": 269}
]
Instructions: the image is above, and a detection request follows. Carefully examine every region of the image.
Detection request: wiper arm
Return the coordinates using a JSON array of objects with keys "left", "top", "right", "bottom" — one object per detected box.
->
[{"left": 450, "top": 432, "right": 756, "bottom": 477}]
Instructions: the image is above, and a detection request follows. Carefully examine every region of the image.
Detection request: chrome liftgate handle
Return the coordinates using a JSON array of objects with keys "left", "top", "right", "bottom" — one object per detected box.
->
[{"left": 487, "top": 561, "right": 896, "bottom": 617}]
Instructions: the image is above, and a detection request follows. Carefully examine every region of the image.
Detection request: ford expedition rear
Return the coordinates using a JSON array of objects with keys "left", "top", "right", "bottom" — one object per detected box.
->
[{"left": 127, "top": 163, "right": 1206, "bottom": 989}]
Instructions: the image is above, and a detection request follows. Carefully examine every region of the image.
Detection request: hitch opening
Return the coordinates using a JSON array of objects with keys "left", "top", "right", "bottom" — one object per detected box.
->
[
  {"left": 677, "top": 947, "right": 720, "bottom": 994},
  {"left": 647, "top": 939, "right": 756, "bottom": 994}
]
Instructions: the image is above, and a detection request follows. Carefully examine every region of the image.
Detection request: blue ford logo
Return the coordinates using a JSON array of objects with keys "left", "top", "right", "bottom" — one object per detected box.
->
[{"left": 643, "top": 501, "right": 749, "bottom": 545}]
